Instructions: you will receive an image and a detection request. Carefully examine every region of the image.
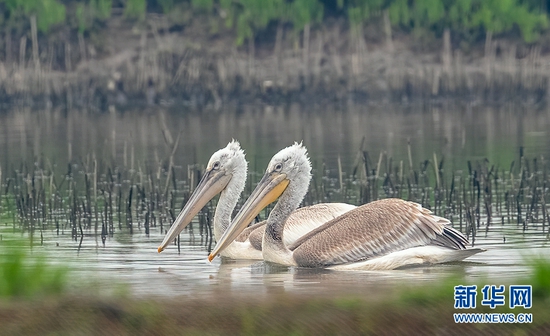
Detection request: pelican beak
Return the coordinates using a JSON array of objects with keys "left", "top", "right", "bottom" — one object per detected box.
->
[
  {"left": 208, "top": 172, "right": 289, "bottom": 261},
  {"left": 157, "top": 169, "right": 231, "bottom": 253}
]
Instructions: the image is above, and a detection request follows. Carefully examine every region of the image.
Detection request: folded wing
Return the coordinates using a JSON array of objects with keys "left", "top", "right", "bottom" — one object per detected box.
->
[{"left": 291, "top": 199, "right": 468, "bottom": 267}]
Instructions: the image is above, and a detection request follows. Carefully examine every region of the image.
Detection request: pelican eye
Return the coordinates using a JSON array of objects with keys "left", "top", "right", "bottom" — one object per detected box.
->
[
  {"left": 212, "top": 161, "right": 221, "bottom": 170},
  {"left": 274, "top": 163, "right": 283, "bottom": 172}
]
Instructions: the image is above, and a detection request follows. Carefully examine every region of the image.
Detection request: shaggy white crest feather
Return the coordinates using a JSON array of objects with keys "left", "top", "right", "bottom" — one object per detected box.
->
[
  {"left": 267, "top": 142, "right": 311, "bottom": 179},
  {"left": 207, "top": 140, "right": 247, "bottom": 174}
]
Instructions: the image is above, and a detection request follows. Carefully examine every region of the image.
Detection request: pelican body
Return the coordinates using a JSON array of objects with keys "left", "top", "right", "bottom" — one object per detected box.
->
[
  {"left": 157, "top": 141, "right": 355, "bottom": 260},
  {"left": 209, "top": 143, "right": 484, "bottom": 269}
]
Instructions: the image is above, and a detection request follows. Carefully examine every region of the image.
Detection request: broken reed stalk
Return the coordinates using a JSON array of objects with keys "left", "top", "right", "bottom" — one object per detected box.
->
[
  {"left": 164, "top": 132, "right": 182, "bottom": 196},
  {"left": 337, "top": 155, "right": 343, "bottom": 193},
  {"left": 433, "top": 152, "right": 440, "bottom": 189}
]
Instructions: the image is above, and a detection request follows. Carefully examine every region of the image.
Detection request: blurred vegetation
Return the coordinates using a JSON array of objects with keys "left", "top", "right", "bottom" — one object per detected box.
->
[
  {"left": 0, "top": 257, "right": 549, "bottom": 334},
  {"left": 531, "top": 257, "right": 550, "bottom": 299},
  {"left": 0, "top": 0, "right": 548, "bottom": 52},
  {"left": 0, "top": 239, "right": 69, "bottom": 298},
  {"left": 75, "top": 0, "right": 113, "bottom": 34},
  {"left": 0, "top": 0, "right": 66, "bottom": 33}
]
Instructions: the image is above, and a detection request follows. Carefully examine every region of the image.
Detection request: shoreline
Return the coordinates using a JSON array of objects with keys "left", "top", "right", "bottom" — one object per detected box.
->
[{"left": 1, "top": 18, "right": 549, "bottom": 109}]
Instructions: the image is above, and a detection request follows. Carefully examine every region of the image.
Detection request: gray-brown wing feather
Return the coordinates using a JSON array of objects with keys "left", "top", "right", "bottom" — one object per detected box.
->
[
  {"left": 283, "top": 203, "right": 356, "bottom": 246},
  {"left": 235, "top": 221, "right": 265, "bottom": 245},
  {"left": 247, "top": 222, "right": 265, "bottom": 250},
  {"left": 291, "top": 199, "right": 467, "bottom": 267},
  {"left": 239, "top": 204, "right": 355, "bottom": 251},
  {"left": 434, "top": 226, "right": 468, "bottom": 249}
]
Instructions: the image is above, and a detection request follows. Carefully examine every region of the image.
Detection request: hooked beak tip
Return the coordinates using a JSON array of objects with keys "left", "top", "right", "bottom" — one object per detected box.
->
[
  {"left": 208, "top": 254, "right": 215, "bottom": 262},
  {"left": 157, "top": 247, "right": 164, "bottom": 253}
]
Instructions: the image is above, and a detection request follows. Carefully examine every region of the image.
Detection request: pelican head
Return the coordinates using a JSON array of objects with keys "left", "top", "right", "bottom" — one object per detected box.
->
[
  {"left": 158, "top": 140, "right": 247, "bottom": 253},
  {"left": 208, "top": 142, "right": 311, "bottom": 261}
]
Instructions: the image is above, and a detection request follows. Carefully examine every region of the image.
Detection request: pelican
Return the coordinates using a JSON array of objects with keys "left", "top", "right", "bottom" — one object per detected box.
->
[
  {"left": 209, "top": 143, "right": 485, "bottom": 269},
  {"left": 157, "top": 140, "right": 355, "bottom": 260}
]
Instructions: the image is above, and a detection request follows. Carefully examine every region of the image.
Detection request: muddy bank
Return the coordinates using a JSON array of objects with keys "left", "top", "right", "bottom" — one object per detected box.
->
[{"left": 0, "top": 17, "right": 548, "bottom": 109}]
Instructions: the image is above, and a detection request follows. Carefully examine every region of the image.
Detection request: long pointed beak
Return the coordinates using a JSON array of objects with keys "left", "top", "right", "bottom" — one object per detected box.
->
[
  {"left": 158, "top": 169, "right": 231, "bottom": 253},
  {"left": 208, "top": 172, "right": 289, "bottom": 261}
]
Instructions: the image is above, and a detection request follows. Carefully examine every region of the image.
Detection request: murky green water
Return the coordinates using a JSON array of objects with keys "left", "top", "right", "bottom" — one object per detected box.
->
[
  {"left": 1, "top": 103, "right": 550, "bottom": 297},
  {"left": 4, "top": 103, "right": 550, "bottom": 175}
]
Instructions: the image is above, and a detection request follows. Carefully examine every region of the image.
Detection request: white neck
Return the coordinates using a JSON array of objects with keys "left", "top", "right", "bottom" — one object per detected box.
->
[
  {"left": 262, "top": 171, "right": 310, "bottom": 265},
  {"left": 213, "top": 162, "right": 247, "bottom": 240}
]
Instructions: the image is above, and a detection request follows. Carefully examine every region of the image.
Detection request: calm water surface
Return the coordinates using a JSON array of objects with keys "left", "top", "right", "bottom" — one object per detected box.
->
[
  {"left": 3, "top": 103, "right": 550, "bottom": 174},
  {"left": 2, "top": 103, "right": 550, "bottom": 297}
]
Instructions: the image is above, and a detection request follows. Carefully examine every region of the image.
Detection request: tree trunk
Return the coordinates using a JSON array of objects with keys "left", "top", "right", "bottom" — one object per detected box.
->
[
  {"left": 331, "top": 25, "right": 342, "bottom": 77},
  {"left": 274, "top": 22, "right": 283, "bottom": 71},
  {"left": 303, "top": 23, "right": 310, "bottom": 79},
  {"left": 248, "top": 37, "right": 255, "bottom": 79},
  {"left": 484, "top": 31, "right": 493, "bottom": 84},
  {"left": 350, "top": 23, "right": 366, "bottom": 77},
  {"left": 313, "top": 31, "right": 323, "bottom": 83},
  {"left": 78, "top": 32, "right": 87, "bottom": 62},
  {"left": 443, "top": 28, "right": 451, "bottom": 73},
  {"left": 65, "top": 42, "right": 72, "bottom": 72},
  {"left": 19, "top": 36, "right": 27, "bottom": 70},
  {"left": 383, "top": 10, "right": 393, "bottom": 53},
  {"left": 484, "top": 31, "right": 493, "bottom": 59},
  {"left": 30, "top": 15, "right": 40, "bottom": 70},
  {"left": 5, "top": 31, "right": 12, "bottom": 65},
  {"left": 49, "top": 41, "right": 55, "bottom": 71},
  {"left": 139, "top": 30, "right": 146, "bottom": 88}
]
